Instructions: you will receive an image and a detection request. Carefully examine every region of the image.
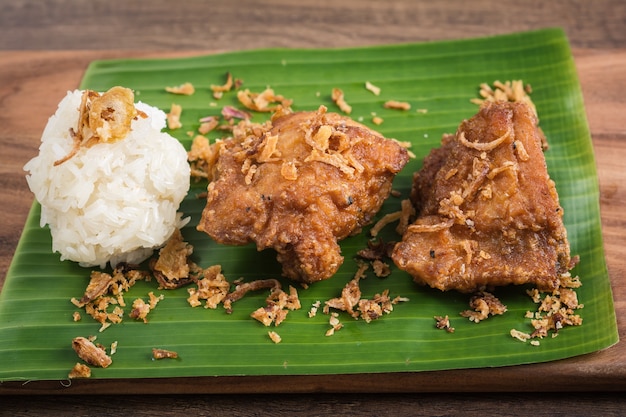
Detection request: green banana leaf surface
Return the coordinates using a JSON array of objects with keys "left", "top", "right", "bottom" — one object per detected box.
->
[{"left": 0, "top": 28, "right": 618, "bottom": 382}]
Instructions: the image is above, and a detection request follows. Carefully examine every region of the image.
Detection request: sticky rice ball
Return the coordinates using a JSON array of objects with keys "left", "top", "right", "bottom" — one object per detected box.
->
[{"left": 24, "top": 88, "right": 191, "bottom": 268}]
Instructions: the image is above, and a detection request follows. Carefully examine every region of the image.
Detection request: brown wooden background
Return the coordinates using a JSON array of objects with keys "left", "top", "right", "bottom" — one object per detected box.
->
[{"left": 1, "top": 0, "right": 625, "bottom": 415}]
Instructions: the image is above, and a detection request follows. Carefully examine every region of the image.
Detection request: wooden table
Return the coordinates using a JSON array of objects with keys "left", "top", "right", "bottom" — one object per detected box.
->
[{"left": 1, "top": 1, "right": 625, "bottom": 415}]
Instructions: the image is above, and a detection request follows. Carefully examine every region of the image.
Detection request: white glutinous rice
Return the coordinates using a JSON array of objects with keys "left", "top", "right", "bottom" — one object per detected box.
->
[{"left": 24, "top": 89, "right": 191, "bottom": 268}]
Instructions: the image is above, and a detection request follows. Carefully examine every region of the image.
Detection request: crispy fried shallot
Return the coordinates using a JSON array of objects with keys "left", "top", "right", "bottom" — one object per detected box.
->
[
  {"left": 54, "top": 86, "right": 138, "bottom": 166},
  {"left": 129, "top": 292, "right": 164, "bottom": 323},
  {"left": 72, "top": 336, "right": 112, "bottom": 368},
  {"left": 460, "top": 291, "right": 507, "bottom": 323},
  {"left": 331, "top": 88, "right": 352, "bottom": 114},
  {"left": 68, "top": 362, "right": 92, "bottom": 379},
  {"left": 211, "top": 72, "right": 241, "bottom": 99},
  {"left": 152, "top": 348, "right": 179, "bottom": 359},
  {"left": 365, "top": 81, "right": 381, "bottom": 96},
  {"left": 186, "top": 265, "right": 230, "bottom": 309},
  {"left": 150, "top": 229, "right": 195, "bottom": 289},
  {"left": 71, "top": 263, "right": 151, "bottom": 332},
  {"left": 167, "top": 103, "right": 183, "bottom": 130},
  {"left": 165, "top": 82, "right": 195, "bottom": 95},
  {"left": 223, "top": 279, "right": 281, "bottom": 313},
  {"left": 237, "top": 88, "right": 292, "bottom": 112},
  {"left": 434, "top": 315, "right": 455, "bottom": 333},
  {"left": 383, "top": 100, "right": 411, "bottom": 111}
]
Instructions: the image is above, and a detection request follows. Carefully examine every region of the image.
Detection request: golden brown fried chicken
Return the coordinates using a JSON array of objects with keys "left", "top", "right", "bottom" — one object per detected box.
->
[
  {"left": 392, "top": 101, "right": 574, "bottom": 293},
  {"left": 197, "top": 105, "right": 409, "bottom": 284}
]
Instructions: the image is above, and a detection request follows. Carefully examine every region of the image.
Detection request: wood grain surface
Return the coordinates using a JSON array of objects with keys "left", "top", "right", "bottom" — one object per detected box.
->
[
  {"left": 2, "top": 0, "right": 625, "bottom": 50},
  {"left": 1, "top": 1, "right": 625, "bottom": 415}
]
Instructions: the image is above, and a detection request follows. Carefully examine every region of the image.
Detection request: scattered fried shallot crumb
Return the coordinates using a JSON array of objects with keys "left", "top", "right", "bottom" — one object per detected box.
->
[
  {"left": 434, "top": 315, "right": 455, "bottom": 333},
  {"left": 68, "top": 363, "right": 92, "bottom": 379},
  {"left": 369, "top": 198, "right": 416, "bottom": 238},
  {"left": 222, "top": 105, "right": 252, "bottom": 120},
  {"left": 331, "top": 88, "right": 352, "bottom": 114},
  {"left": 460, "top": 291, "right": 507, "bottom": 323},
  {"left": 397, "top": 199, "right": 416, "bottom": 235},
  {"left": 353, "top": 260, "right": 370, "bottom": 280},
  {"left": 324, "top": 276, "right": 362, "bottom": 317},
  {"left": 326, "top": 312, "right": 343, "bottom": 336},
  {"left": 237, "top": 88, "right": 292, "bottom": 112},
  {"left": 110, "top": 341, "right": 118, "bottom": 356},
  {"left": 223, "top": 279, "right": 281, "bottom": 313},
  {"left": 357, "top": 238, "right": 395, "bottom": 261},
  {"left": 72, "top": 264, "right": 151, "bottom": 332},
  {"left": 268, "top": 331, "right": 282, "bottom": 344},
  {"left": 510, "top": 328, "right": 532, "bottom": 342},
  {"left": 509, "top": 273, "right": 583, "bottom": 345},
  {"left": 210, "top": 72, "right": 235, "bottom": 99},
  {"left": 188, "top": 135, "right": 221, "bottom": 181},
  {"left": 365, "top": 81, "right": 381, "bottom": 96},
  {"left": 72, "top": 270, "right": 115, "bottom": 308},
  {"left": 198, "top": 116, "right": 219, "bottom": 134},
  {"left": 372, "top": 259, "right": 391, "bottom": 278},
  {"left": 372, "top": 116, "right": 384, "bottom": 125},
  {"left": 186, "top": 265, "right": 303, "bottom": 330},
  {"left": 167, "top": 103, "right": 183, "bottom": 129},
  {"left": 165, "top": 82, "right": 195, "bottom": 95},
  {"left": 384, "top": 100, "right": 411, "bottom": 111},
  {"left": 251, "top": 285, "right": 301, "bottom": 326},
  {"left": 150, "top": 228, "right": 195, "bottom": 289},
  {"left": 357, "top": 298, "right": 383, "bottom": 323},
  {"left": 322, "top": 267, "right": 408, "bottom": 329},
  {"left": 370, "top": 211, "right": 402, "bottom": 237},
  {"left": 73, "top": 311, "right": 81, "bottom": 322},
  {"left": 529, "top": 274, "right": 583, "bottom": 338},
  {"left": 72, "top": 336, "right": 112, "bottom": 368},
  {"left": 308, "top": 300, "right": 321, "bottom": 318},
  {"left": 187, "top": 265, "right": 230, "bottom": 309},
  {"left": 129, "top": 292, "right": 164, "bottom": 323},
  {"left": 471, "top": 80, "right": 534, "bottom": 112},
  {"left": 152, "top": 348, "right": 178, "bottom": 359}
]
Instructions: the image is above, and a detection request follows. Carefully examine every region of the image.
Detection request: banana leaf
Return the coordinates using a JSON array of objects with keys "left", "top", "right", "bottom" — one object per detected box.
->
[{"left": 0, "top": 28, "right": 618, "bottom": 382}]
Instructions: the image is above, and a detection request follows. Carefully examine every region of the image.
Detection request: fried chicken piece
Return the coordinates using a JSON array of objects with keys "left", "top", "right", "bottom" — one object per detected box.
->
[
  {"left": 392, "top": 101, "right": 574, "bottom": 293},
  {"left": 197, "top": 105, "right": 409, "bottom": 283}
]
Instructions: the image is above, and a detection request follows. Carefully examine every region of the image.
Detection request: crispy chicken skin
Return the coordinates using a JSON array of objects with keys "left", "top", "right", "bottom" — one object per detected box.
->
[
  {"left": 198, "top": 106, "right": 409, "bottom": 284},
  {"left": 392, "top": 101, "right": 573, "bottom": 293}
]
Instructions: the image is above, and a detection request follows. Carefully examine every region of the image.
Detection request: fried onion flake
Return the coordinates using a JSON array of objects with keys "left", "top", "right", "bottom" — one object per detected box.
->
[{"left": 55, "top": 87, "right": 138, "bottom": 166}]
